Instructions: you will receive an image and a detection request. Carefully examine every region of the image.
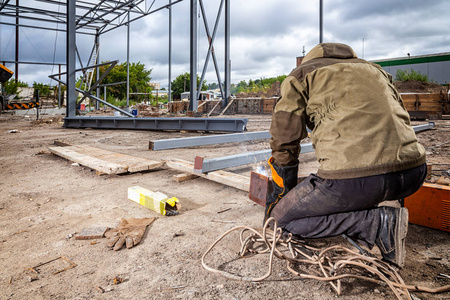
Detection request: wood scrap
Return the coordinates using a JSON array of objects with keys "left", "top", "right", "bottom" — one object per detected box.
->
[
  {"left": 436, "top": 176, "right": 450, "bottom": 185},
  {"left": 165, "top": 159, "right": 250, "bottom": 192},
  {"left": 206, "top": 101, "right": 222, "bottom": 117},
  {"left": 219, "top": 98, "right": 235, "bottom": 116},
  {"left": 75, "top": 226, "right": 109, "bottom": 240},
  {"left": 173, "top": 173, "right": 199, "bottom": 183}
]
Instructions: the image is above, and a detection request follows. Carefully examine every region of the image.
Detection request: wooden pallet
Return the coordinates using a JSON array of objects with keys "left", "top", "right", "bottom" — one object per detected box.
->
[{"left": 49, "top": 145, "right": 163, "bottom": 175}]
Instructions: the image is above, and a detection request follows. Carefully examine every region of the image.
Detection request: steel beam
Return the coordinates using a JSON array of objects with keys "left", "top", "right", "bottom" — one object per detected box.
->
[
  {"left": 150, "top": 130, "right": 271, "bottom": 151},
  {"left": 194, "top": 143, "right": 314, "bottom": 173},
  {"left": 63, "top": 117, "right": 248, "bottom": 132},
  {"left": 190, "top": 121, "right": 432, "bottom": 173},
  {"left": 413, "top": 121, "right": 435, "bottom": 133}
]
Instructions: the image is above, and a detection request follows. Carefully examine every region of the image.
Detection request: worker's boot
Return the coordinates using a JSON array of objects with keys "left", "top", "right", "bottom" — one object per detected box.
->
[{"left": 375, "top": 206, "right": 409, "bottom": 268}]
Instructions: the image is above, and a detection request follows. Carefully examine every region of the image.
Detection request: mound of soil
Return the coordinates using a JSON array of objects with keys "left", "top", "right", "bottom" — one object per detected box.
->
[{"left": 394, "top": 80, "right": 448, "bottom": 94}]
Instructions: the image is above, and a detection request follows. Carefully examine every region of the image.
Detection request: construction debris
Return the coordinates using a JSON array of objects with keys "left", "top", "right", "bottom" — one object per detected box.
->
[
  {"left": 172, "top": 173, "right": 199, "bottom": 183},
  {"left": 75, "top": 226, "right": 109, "bottom": 240},
  {"left": 29, "top": 256, "right": 77, "bottom": 276}
]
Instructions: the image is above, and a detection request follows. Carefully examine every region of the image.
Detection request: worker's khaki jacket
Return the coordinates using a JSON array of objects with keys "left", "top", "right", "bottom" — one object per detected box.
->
[{"left": 270, "top": 43, "right": 426, "bottom": 179}]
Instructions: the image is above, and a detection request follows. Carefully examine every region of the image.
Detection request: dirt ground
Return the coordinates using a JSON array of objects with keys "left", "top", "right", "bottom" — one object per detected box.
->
[{"left": 0, "top": 112, "right": 449, "bottom": 300}]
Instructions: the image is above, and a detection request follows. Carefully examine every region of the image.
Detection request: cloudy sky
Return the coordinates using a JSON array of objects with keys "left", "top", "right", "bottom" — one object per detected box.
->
[{"left": 1, "top": 0, "right": 449, "bottom": 88}]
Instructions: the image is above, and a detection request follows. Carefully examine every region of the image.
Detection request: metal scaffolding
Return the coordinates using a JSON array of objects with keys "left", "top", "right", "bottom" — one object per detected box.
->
[{"left": 0, "top": 0, "right": 233, "bottom": 130}]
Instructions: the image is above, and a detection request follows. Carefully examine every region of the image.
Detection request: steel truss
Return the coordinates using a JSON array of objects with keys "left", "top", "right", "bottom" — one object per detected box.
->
[{"left": 1, "top": 0, "right": 232, "bottom": 129}]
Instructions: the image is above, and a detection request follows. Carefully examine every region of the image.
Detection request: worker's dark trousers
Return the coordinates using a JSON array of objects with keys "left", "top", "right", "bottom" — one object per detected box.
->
[{"left": 270, "top": 163, "right": 427, "bottom": 248}]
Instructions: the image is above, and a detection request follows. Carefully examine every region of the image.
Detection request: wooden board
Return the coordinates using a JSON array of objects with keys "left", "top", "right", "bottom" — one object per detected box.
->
[
  {"left": 49, "top": 145, "right": 163, "bottom": 175},
  {"left": 165, "top": 159, "right": 250, "bottom": 192},
  {"left": 173, "top": 173, "right": 199, "bottom": 183}
]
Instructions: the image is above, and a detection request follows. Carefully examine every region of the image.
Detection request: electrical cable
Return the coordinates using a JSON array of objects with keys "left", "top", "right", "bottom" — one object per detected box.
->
[{"left": 202, "top": 217, "right": 450, "bottom": 299}]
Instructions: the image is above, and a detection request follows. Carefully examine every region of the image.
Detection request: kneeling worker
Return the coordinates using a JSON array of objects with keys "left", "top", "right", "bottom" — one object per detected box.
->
[{"left": 266, "top": 43, "right": 426, "bottom": 268}]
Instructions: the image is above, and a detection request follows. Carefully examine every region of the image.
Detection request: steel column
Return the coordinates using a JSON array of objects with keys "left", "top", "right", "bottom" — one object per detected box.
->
[
  {"left": 96, "top": 29, "right": 100, "bottom": 110},
  {"left": 189, "top": 0, "right": 198, "bottom": 111},
  {"left": 319, "top": 0, "right": 323, "bottom": 43},
  {"left": 168, "top": 0, "right": 172, "bottom": 102},
  {"left": 14, "top": 0, "right": 19, "bottom": 81},
  {"left": 224, "top": 0, "right": 230, "bottom": 107},
  {"left": 66, "top": 0, "right": 76, "bottom": 117},
  {"left": 126, "top": 10, "right": 130, "bottom": 108}
]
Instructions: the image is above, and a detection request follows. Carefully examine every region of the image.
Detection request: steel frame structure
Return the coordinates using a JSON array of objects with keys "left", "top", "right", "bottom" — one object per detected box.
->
[{"left": 0, "top": 0, "right": 233, "bottom": 129}]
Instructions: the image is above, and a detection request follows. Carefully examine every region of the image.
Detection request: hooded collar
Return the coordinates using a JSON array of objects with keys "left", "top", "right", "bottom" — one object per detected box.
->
[{"left": 302, "top": 43, "right": 358, "bottom": 63}]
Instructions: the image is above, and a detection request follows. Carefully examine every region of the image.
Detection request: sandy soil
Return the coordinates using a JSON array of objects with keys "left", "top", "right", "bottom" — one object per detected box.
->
[{"left": 0, "top": 112, "right": 449, "bottom": 300}]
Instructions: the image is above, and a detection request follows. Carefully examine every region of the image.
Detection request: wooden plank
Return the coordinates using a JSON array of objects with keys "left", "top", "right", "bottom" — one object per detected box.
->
[
  {"left": 165, "top": 159, "right": 250, "bottom": 192},
  {"left": 219, "top": 98, "right": 235, "bottom": 116},
  {"left": 173, "top": 173, "right": 199, "bottom": 183},
  {"left": 49, "top": 146, "right": 127, "bottom": 174},
  {"left": 70, "top": 145, "right": 163, "bottom": 172},
  {"left": 50, "top": 145, "right": 163, "bottom": 175},
  {"left": 206, "top": 101, "right": 222, "bottom": 117}
]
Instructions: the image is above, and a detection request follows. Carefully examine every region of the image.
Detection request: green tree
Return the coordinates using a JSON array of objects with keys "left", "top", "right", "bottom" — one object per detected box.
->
[
  {"left": 395, "top": 69, "right": 430, "bottom": 82},
  {"left": 171, "top": 72, "right": 207, "bottom": 100},
  {"left": 207, "top": 82, "right": 218, "bottom": 90},
  {"left": 33, "top": 82, "right": 51, "bottom": 98},
  {"left": 95, "top": 61, "right": 152, "bottom": 102},
  {"left": 3, "top": 79, "right": 28, "bottom": 95}
]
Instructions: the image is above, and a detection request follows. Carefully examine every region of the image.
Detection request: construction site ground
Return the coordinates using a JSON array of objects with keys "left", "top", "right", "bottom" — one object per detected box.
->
[{"left": 0, "top": 112, "right": 449, "bottom": 300}]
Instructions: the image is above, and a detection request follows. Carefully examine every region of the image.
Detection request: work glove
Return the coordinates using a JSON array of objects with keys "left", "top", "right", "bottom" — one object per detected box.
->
[
  {"left": 105, "top": 217, "right": 156, "bottom": 251},
  {"left": 264, "top": 157, "right": 298, "bottom": 224}
]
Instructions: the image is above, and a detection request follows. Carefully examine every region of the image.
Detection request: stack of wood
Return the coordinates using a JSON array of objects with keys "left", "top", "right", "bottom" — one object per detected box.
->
[{"left": 401, "top": 92, "right": 449, "bottom": 120}]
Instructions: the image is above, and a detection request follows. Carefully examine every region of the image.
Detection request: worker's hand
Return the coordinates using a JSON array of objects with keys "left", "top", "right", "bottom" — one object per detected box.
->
[
  {"left": 105, "top": 217, "right": 156, "bottom": 251},
  {"left": 264, "top": 157, "right": 298, "bottom": 224}
]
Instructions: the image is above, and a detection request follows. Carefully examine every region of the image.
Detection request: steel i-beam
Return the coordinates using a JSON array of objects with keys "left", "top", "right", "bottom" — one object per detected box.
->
[
  {"left": 63, "top": 116, "right": 248, "bottom": 132},
  {"left": 149, "top": 130, "right": 271, "bottom": 151}
]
